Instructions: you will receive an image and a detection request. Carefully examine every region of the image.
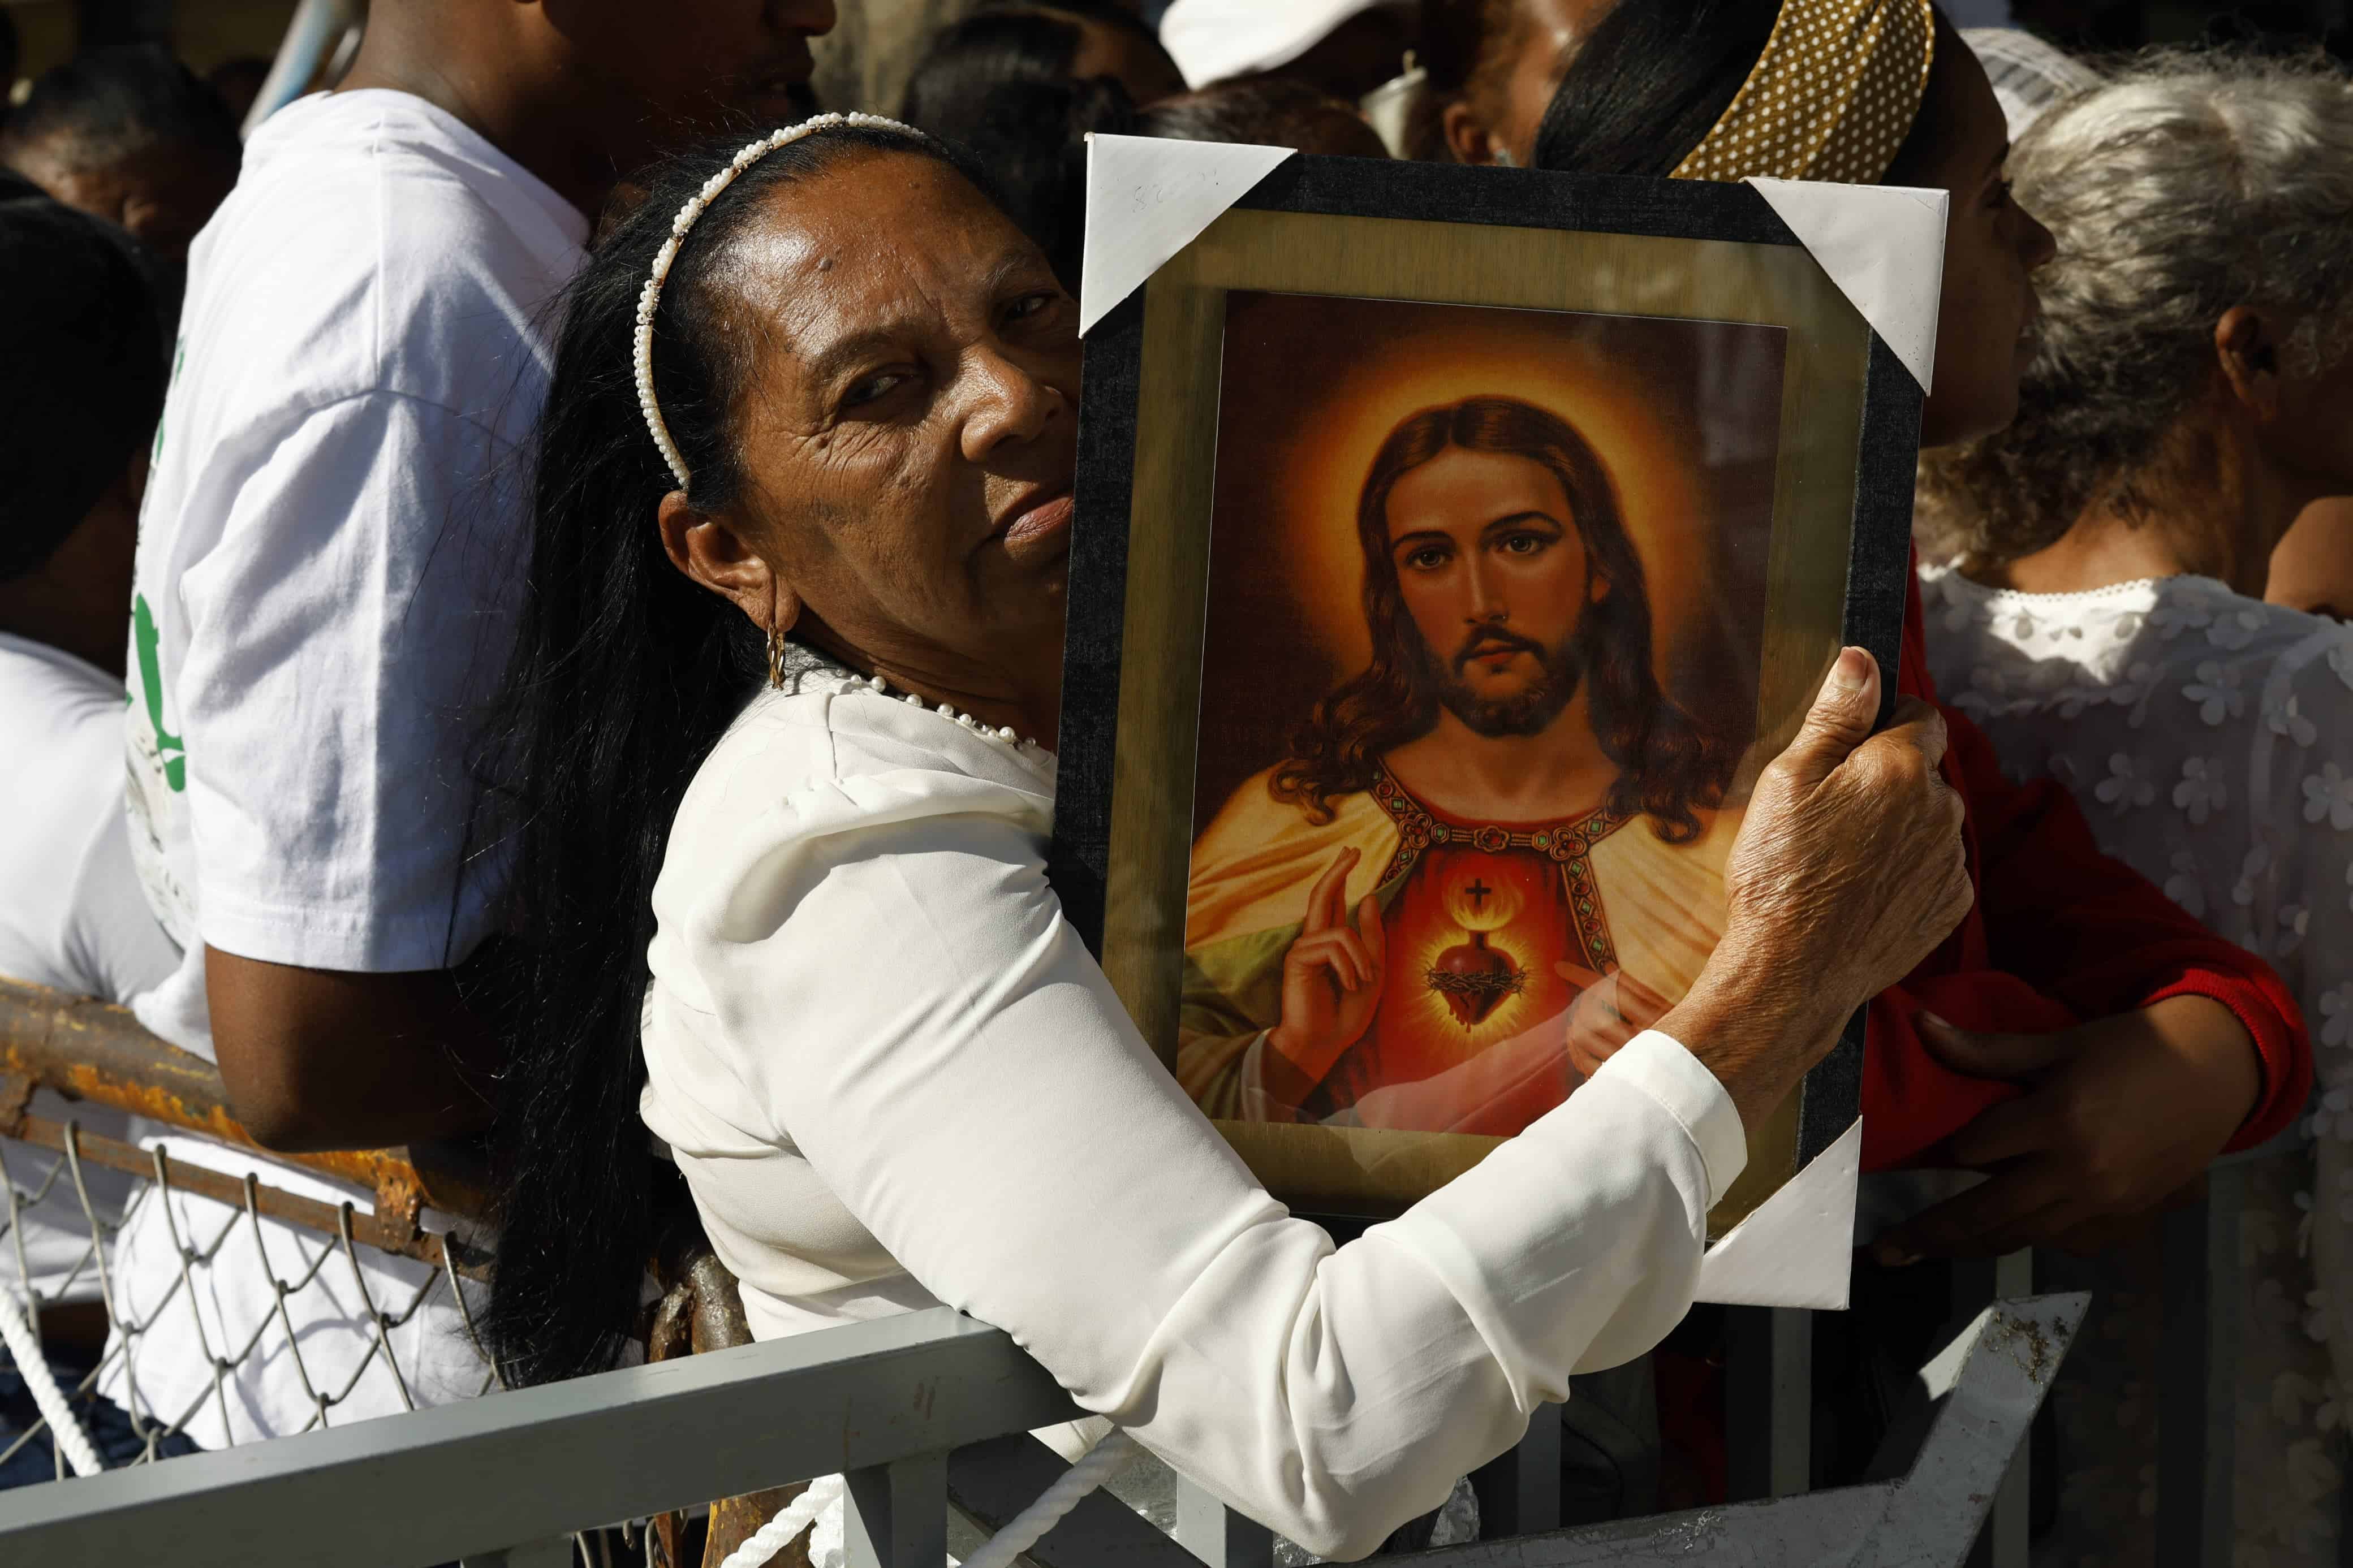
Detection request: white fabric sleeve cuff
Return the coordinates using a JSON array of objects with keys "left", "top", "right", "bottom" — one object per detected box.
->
[{"left": 1588, "top": 1029, "right": 1747, "bottom": 1207}]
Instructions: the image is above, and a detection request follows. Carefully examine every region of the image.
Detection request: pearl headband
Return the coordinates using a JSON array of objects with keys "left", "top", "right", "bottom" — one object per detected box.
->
[
  {"left": 633, "top": 111, "right": 925, "bottom": 491},
  {"left": 1671, "top": 0, "right": 1934, "bottom": 184}
]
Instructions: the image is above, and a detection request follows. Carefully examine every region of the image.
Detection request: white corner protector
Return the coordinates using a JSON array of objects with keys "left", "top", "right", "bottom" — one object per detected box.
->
[
  {"left": 1697, "top": 1116, "right": 1862, "bottom": 1310},
  {"left": 1079, "top": 133, "right": 1297, "bottom": 337},
  {"left": 1744, "top": 178, "right": 1948, "bottom": 395}
]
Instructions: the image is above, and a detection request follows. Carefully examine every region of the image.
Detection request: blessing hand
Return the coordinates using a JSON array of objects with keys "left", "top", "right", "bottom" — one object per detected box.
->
[
  {"left": 1554, "top": 964, "right": 1672, "bottom": 1081},
  {"left": 1871, "top": 996, "right": 2260, "bottom": 1262},
  {"left": 1267, "top": 847, "right": 1387, "bottom": 1087}
]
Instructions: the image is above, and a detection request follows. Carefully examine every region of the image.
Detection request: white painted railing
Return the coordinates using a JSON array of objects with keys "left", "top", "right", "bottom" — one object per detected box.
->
[{"left": 0, "top": 1294, "right": 2084, "bottom": 1568}]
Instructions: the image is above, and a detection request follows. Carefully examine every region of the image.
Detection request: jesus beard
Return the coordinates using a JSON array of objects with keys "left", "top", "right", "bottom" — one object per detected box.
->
[{"left": 1403, "top": 615, "right": 1592, "bottom": 738}]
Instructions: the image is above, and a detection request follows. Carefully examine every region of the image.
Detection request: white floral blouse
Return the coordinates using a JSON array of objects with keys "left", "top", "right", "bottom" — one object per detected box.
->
[{"left": 1920, "top": 565, "right": 2350, "bottom": 1565}]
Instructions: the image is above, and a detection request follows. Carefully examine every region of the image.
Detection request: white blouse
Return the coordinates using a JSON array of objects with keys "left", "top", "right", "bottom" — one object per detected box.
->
[
  {"left": 637, "top": 655, "right": 1747, "bottom": 1559},
  {"left": 1920, "top": 566, "right": 2353, "bottom": 1563}
]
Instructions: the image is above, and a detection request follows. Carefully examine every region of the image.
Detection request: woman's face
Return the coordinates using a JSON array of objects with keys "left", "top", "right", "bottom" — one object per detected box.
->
[
  {"left": 1385, "top": 448, "right": 1599, "bottom": 711},
  {"left": 1906, "top": 40, "right": 2057, "bottom": 449},
  {"left": 694, "top": 152, "right": 1083, "bottom": 698}
]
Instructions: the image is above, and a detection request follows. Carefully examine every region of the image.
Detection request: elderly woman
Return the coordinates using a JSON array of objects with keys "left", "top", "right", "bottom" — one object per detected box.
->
[
  {"left": 1533, "top": 0, "right": 2309, "bottom": 1270},
  {"left": 480, "top": 114, "right": 1973, "bottom": 1554},
  {"left": 1916, "top": 54, "right": 2353, "bottom": 1562}
]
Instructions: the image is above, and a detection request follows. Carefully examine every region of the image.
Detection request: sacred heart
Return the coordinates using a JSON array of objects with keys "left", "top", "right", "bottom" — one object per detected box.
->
[{"left": 1426, "top": 930, "right": 1525, "bottom": 1027}]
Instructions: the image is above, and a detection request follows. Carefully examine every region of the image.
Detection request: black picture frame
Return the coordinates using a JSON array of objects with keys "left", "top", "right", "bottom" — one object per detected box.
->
[{"left": 1050, "top": 152, "right": 1920, "bottom": 1219}]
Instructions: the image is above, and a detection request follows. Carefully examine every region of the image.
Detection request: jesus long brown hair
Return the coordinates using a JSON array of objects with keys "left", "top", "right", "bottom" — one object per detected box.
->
[{"left": 1269, "top": 396, "right": 1735, "bottom": 843}]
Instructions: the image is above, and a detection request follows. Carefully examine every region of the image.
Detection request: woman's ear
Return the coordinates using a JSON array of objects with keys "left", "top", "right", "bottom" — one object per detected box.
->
[
  {"left": 1441, "top": 98, "right": 1503, "bottom": 165},
  {"left": 2216, "top": 305, "right": 2285, "bottom": 424},
  {"left": 656, "top": 491, "right": 800, "bottom": 634}
]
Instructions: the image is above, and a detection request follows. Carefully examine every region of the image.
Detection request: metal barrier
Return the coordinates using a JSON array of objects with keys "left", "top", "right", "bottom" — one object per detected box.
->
[
  {"left": 0, "top": 976, "right": 787, "bottom": 1563},
  {"left": 0, "top": 973, "right": 2226, "bottom": 1564},
  {"left": 0, "top": 1295, "right": 2083, "bottom": 1568}
]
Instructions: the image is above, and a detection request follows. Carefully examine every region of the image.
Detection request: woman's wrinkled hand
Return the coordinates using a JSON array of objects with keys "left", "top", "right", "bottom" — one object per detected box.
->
[
  {"left": 1721, "top": 649, "right": 1974, "bottom": 1033},
  {"left": 1667, "top": 647, "right": 1975, "bottom": 1131}
]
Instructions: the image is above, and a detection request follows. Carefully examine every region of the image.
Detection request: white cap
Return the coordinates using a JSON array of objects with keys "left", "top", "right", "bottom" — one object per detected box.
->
[
  {"left": 1158, "top": 0, "right": 1410, "bottom": 90},
  {"left": 1962, "top": 27, "right": 2101, "bottom": 142}
]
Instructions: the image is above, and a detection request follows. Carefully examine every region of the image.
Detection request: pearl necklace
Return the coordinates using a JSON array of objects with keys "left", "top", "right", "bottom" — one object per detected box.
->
[{"left": 849, "top": 672, "right": 1046, "bottom": 754}]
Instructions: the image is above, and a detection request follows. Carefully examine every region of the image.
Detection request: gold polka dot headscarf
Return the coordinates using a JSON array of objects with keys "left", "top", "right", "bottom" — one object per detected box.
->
[{"left": 1670, "top": 0, "right": 1936, "bottom": 183}]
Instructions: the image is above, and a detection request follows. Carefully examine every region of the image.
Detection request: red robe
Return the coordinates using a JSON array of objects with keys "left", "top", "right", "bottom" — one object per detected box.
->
[{"left": 1862, "top": 556, "right": 2311, "bottom": 1170}]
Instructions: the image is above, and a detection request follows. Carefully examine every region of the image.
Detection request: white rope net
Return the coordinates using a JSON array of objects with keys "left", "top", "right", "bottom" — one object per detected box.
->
[{"left": 0, "top": 1113, "right": 498, "bottom": 1481}]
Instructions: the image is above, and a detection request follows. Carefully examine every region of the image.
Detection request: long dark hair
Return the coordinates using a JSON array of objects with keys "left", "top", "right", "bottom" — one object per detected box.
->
[
  {"left": 1529, "top": 0, "right": 1778, "bottom": 176},
  {"left": 480, "top": 122, "right": 1001, "bottom": 1385},
  {"left": 1532, "top": 0, "right": 1958, "bottom": 183},
  {"left": 1269, "top": 397, "right": 1734, "bottom": 843}
]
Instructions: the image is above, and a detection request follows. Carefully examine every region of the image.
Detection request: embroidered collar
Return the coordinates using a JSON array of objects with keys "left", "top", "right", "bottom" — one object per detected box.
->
[{"left": 1368, "top": 763, "right": 1628, "bottom": 865}]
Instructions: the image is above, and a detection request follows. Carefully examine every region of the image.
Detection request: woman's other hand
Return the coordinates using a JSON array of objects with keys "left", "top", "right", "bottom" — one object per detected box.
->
[
  {"left": 1666, "top": 647, "right": 1975, "bottom": 1133},
  {"left": 1869, "top": 996, "right": 2261, "bottom": 1261}
]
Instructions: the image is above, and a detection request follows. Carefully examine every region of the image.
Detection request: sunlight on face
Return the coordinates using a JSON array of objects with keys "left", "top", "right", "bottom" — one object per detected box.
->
[
  {"left": 1384, "top": 447, "right": 1598, "bottom": 703},
  {"left": 720, "top": 153, "right": 1083, "bottom": 683}
]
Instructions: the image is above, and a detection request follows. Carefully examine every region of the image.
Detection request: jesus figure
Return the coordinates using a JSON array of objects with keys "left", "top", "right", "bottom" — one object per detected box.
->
[{"left": 1178, "top": 395, "right": 1746, "bottom": 1134}]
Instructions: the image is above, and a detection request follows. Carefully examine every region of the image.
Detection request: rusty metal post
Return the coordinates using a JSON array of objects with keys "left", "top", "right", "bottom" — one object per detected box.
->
[
  {"left": 645, "top": 1216, "right": 812, "bottom": 1568},
  {"left": 0, "top": 977, "right": 485, "bottom": 1224}
]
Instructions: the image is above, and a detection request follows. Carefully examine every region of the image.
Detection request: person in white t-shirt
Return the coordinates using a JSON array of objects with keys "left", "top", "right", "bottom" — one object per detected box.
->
[
  {"left": 117, "top": 0, "right": 837, "bottom": 1444},
  {"left": 0, "top": 188, "right": 179, "bottom": 1365}
]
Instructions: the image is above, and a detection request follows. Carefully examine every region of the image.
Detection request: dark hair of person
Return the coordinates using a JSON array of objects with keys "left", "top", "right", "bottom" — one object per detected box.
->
[
  {"left": 205, "top": 55, "right": 276, "bottom": 128},
  {"left": 1419, "top": 0, "right": 1502, "bottom": 100},
  {"left": 0, "top": 43, "right": 242, "bottom": 171},
  {"left": 901, "top": 1, "right": 1172, "bottom": 118},
  {"left": 1532, "top": 0, "right": 1960, "bottom": 183},
  {"left": 0, "top": 187, "right": 162, "bottom": 581},
  {"left": 1529, "top": 0, "right": 1778, "bottom": 176},
  {"left": 479, "top": 124, "right": 1007, "bottom": 1386},
  {"left": 1139, "top": 75, "right": 1380, "bottom": 154},
  {"left": 899, "top": 8, "right": 1143, "bottom": 289},
  {"left": 1270, "top": 396, "right": 1735, "bottom": 842}
]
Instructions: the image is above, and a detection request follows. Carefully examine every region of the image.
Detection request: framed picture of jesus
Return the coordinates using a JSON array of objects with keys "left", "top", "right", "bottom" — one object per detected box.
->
[{"left": 1052, "top": 138, "right": 1945, "bottom": 1304}]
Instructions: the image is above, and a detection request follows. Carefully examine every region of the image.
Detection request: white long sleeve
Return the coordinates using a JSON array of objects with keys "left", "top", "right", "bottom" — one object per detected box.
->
[{"left": 640, "top": 680, "right": 1746, "bottom": 1561}]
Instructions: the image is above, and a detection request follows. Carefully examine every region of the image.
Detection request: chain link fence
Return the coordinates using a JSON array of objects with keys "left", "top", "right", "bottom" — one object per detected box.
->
[
  {"left": 0, "top": 977, "right": 804, "bottom": 1567},
  {"left": 0, "top": 977, "right": 502, "bottom": 1481}
]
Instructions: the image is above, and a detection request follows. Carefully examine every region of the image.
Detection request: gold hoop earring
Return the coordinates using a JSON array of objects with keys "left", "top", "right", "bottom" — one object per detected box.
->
[{"left": 766, "top": 623, "right": 786, "bottom": 690}]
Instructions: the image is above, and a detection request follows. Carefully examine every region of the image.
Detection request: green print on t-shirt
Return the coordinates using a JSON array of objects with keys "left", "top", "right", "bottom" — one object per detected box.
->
[
  {"left": 133, "top": 593, "right": 184, "bottom": 792},
  {"left": 136, "top": 339, "right": 187, "bottom": 789}
]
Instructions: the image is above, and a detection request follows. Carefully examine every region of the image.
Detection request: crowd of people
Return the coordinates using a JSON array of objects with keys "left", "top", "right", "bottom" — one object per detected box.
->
[{"left": 1, "top": 0, "right": 2347, "bottom": 1561}]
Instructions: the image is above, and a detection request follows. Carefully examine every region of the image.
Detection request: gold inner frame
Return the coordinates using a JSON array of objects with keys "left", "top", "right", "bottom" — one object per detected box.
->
[{"left": 1097, "top": 205, "right": 1874, "bottom": 1228}]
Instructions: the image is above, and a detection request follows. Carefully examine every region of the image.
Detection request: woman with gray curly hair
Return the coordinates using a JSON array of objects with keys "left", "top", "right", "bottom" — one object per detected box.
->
[{"left": 1918, "top": 51, "right": 2353, "bottom": 1563}]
